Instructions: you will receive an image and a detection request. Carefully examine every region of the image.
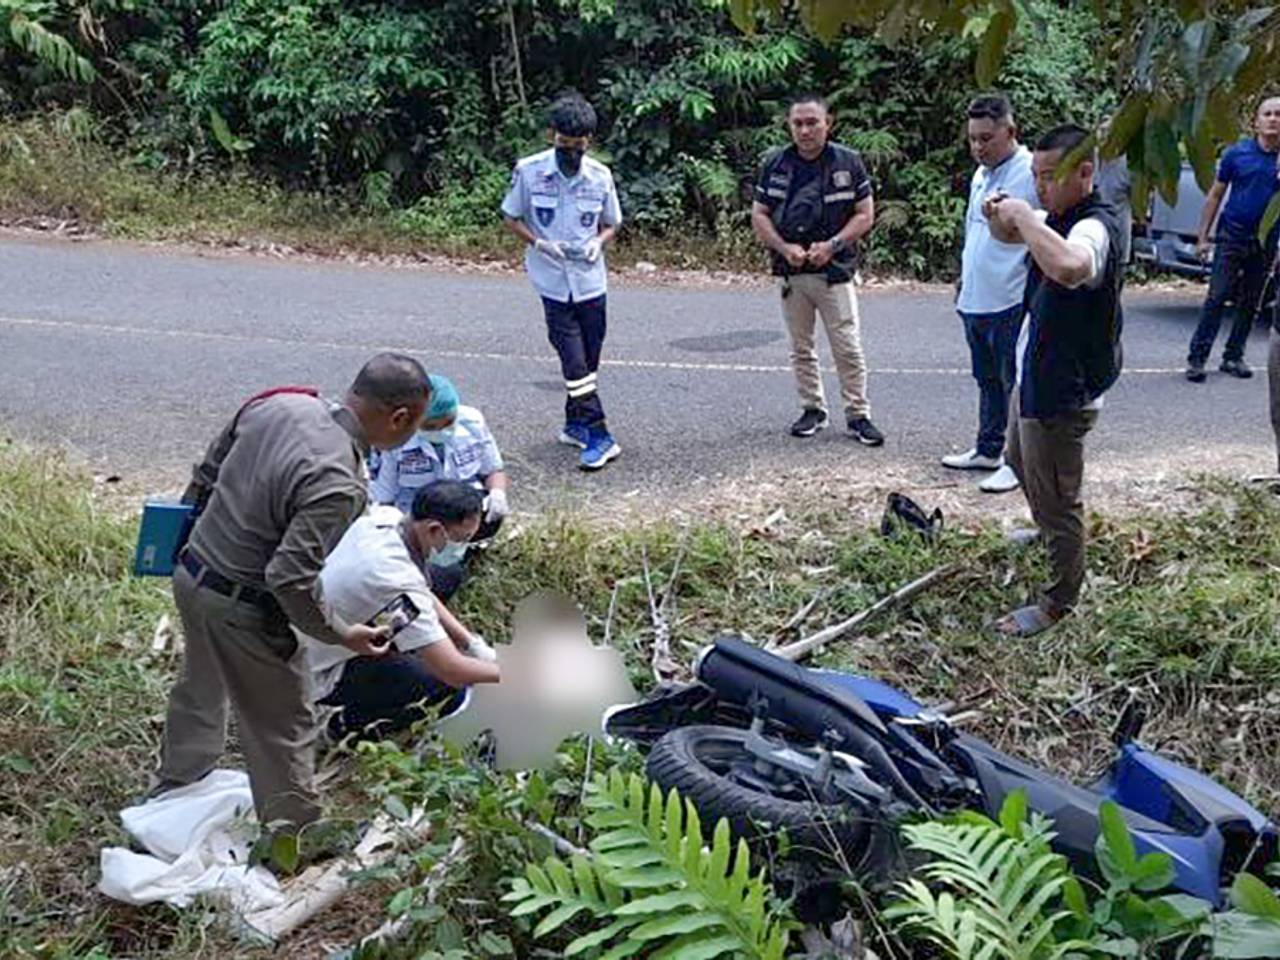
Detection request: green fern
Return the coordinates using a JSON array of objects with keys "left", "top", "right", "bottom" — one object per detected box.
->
[
  {"left": 884, "top": 791, "right": 1092, "bottom": 960},
  {"left": 503, "top": 771, "right": 795, "bottom": 960},
  {"left": 681, "top": 153, "right": 737, "bottom": 202},
  {"left": 2, "top": 3, "right": 95, "bottom": 83}
]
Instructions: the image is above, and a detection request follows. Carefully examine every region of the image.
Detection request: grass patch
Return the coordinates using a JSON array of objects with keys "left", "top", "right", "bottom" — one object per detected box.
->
[
  {"left": 0, "top": 115, "right": 765, "bottom": 272},
  {"left": 2, "top": 440, "right": 1277, "bottom": 956}
]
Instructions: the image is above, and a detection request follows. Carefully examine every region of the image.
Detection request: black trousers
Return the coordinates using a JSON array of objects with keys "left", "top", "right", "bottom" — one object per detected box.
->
[
  {"left": 1188, "top": 237, "right": 1268, "bottom": 364},
  {"left": 543, "top": 294, "right": 607, "bottom": 428},
  {"left": 319, "top": 652, "right": 465, "bottom": 741}
]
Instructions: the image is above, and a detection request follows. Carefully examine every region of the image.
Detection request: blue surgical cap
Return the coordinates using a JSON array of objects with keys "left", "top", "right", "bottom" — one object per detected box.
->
[{"left": 426, "top": 374, "right": 460, "bottom": 421}]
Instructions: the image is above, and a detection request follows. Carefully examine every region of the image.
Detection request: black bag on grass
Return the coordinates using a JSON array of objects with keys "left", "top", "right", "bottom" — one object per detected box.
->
[{"left": 880, "top": 492, "right": 943, "bottom": 543}]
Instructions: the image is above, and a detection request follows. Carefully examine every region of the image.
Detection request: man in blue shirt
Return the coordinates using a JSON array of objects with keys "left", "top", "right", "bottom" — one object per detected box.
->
[
  {"left": 1185, "top": 96, "right": 1280, "bottom": 382},
  {"left": 501, "top": 92, "right": 624, "bottom": 470}
]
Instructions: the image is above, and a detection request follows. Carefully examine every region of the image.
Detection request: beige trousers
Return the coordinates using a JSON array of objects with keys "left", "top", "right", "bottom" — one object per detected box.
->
[
  {"left": 780, "top": 274, "right": 870, "bottom": 419},
  {"left": 157, "top": 564, "right": 322, "bottom": 829}
]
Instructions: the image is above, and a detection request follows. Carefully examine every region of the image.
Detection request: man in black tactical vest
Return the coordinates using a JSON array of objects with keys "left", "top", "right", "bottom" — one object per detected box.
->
[
  {"left": 751, "top": 93, "right": 885, "bottom": 446},
  {"left": 983, "top": 124, "right": 1124, "bottom": 636}
]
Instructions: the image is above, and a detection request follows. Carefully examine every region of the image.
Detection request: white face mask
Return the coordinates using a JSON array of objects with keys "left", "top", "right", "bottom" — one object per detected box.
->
[{"left": 429, "top": 537, "right": 469, "bottom": 567}]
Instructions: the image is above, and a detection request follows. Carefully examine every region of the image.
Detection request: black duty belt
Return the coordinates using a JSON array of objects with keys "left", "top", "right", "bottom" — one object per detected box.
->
[{"left": 179, "top": 550, "right": 274, "bottom": 607}]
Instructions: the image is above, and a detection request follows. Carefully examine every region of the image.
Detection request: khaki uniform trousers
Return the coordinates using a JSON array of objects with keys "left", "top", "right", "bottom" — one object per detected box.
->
[
  {"left": 780, "top": 274, "right": 870, "bottom": 418},
  {"left": 158, "top": 564, "right": 321, "bottom": 829},
  {"left": 1005, "top": 390, "right": 1097, "bottom": 615},
  {"left": 1269, "top": 326, "right": 1280, "bottom": 472}
]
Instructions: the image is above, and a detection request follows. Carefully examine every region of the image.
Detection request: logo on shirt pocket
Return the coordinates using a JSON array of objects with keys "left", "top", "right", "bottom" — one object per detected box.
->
[
  {"left": 833, "top": 170, "right": 852, "bottom": 188},
  {"left": 580, "top": 210, "right": 597, "bottom": 228},
  {"left": 536, "top": 206, "right": 556, "bottom": 227}
]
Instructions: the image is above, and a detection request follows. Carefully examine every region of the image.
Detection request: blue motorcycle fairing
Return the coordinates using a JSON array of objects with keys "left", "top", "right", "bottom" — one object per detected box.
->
[
  {"left": 813, "top": 669, "right": 930, "bottom": 721},
  {"left": 948, "top": 733, "right": 1228, "bottom": 904},
  {"left": 1105, "top": 743, "right": 1274, "bottom": 839}
]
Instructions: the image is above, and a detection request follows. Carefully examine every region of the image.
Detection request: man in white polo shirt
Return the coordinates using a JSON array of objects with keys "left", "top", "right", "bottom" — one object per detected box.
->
[
  {"left": 943, "top": 94, "right": 1039, "bottom": 494},
  {"left": 301, "top": 481, "right": 501, "bottom": 742}
]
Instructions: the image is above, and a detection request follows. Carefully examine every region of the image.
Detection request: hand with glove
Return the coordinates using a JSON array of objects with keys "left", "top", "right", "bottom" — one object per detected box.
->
[
  {"left": 534, "top": 238, "right": 566, "bottom": 261},
  {"left": 462, "top": 634, "right": 498, "bottom": 662},
  {"left": 582, "top": 237, "right": 603, "bottom": 263},
  {"left": 484, "top": 487, "right": 510, "bottom": 524}
]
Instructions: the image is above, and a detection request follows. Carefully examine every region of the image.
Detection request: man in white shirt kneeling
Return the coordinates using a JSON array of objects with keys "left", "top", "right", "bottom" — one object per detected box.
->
[{"left": 301, "top": 480, "right": 501, "bottom": 742}]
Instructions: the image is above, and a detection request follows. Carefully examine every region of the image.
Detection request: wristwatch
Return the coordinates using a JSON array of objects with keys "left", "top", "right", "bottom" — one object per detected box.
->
[{"left": 829, "top": 236, "right": 848, "bottom": 255}]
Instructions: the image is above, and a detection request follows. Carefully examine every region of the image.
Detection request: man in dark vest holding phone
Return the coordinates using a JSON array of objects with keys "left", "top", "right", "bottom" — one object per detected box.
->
[{"left": 983, "top": 124, "right": 1124, "bottom": 636}]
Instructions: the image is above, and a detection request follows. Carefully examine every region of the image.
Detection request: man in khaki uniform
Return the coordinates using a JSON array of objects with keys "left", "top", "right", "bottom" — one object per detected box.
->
[
  {"left": 153, "top": 353, "right": 430, "bottom": 832},
  {"left": 751, "top": 92, "right": 884, "bottom": 446}
]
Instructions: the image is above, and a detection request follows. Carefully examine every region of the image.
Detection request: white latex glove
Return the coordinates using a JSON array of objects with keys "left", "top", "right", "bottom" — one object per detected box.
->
[
  {"left": 534, "top": 238, "right": 566, "bottom": 261},
  {"left": 484, "top": 488, "right": 510, "bottom": 524},
  {"left": 582, "top": 237, "right": 603, "bottom": 263},
  {"left": 463, "top": 634, "right": 498, "bottom": 662}
]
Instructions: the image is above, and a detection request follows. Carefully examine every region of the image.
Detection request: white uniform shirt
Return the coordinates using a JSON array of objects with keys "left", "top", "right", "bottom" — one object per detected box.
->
[
  {"left": 500, "top": 148, "right": 623, "bottom": 304},
  {"left": 369, "top": 405, "right": 503, "bottom": 514},
  {"left": 958, "top": 145, "right": 1039, "bottom": 315},
  {"left": 1015, "top": 211, "right": 1111, "bottom": 411},
  {"left": 299, "top": 506, "right": 447, "bottom": 700}
]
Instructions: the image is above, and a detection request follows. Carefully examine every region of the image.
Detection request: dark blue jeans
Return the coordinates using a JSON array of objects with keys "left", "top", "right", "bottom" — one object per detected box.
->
[
  {"left": 319, "top": 652, "right": 464, "bottom": 741},
  {"left": 960, "top": 306, "right": 1022, "bottom": 458},
  {"left": 1188, "top": 237, "right": 1268, "bottom": 365},
  {"left": 543, "top": 294, "right": 607, "bottom": 428}
]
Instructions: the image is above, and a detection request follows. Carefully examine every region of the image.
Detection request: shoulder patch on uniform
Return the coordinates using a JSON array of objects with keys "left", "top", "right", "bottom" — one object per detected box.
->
[{"left": 833, "top": 169, "right": 852, "bottom": 188}]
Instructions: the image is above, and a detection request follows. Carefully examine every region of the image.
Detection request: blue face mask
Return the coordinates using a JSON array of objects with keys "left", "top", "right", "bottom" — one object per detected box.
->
[
  {"left": 429, "top": 537, "right": 468, "bottom": 567},
  {"left": 420, "top": 425, "right": 454, "bottom": 445}
]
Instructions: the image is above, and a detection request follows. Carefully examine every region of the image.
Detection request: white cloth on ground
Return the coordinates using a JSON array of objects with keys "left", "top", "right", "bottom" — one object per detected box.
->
[{"left": 98, "top": 769, "right": 283, "bottom": 911}]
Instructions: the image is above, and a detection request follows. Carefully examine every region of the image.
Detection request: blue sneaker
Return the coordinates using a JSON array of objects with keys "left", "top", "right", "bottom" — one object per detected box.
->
[
  {"left": 558, "top": 422, "right": 590, "bottom": 449},
  {"left": 579, "top": 428, "right": 621, "bottom": 471}
]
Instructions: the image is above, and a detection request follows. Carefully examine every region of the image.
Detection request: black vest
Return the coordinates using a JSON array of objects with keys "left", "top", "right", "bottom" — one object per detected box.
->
[
  {"left": 1019, "top": 190, "right": 1124, "bottom": 419},
  {"left": 764, "top": 143, "right": 868, "bottom": 284}
]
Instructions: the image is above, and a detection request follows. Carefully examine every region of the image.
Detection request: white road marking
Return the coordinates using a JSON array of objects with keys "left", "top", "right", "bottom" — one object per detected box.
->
[{"left": 0, "top": 314, "right": 1188, "bottom": 376}]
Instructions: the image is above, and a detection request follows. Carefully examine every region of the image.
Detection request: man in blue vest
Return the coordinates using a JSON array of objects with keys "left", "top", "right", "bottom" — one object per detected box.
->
[
  {"left": 751, "top": 92, "right": 885, "bottom": 446},
  {"left": 1185, "top": 96, "right": 1280, "bottom": 382},
  {"left": 983, "top": 124, "right": 1124, "bottom": 636}
]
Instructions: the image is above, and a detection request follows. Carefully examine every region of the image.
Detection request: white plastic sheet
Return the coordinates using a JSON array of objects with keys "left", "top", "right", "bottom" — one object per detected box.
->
[{"left": 98, "top": 769, "right": 282, "bottom": 911}]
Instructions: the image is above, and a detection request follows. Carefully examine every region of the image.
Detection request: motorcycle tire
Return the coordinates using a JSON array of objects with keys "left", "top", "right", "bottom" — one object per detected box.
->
[{"left": 645, "top": 724, "right": 875, "bottom": 869}]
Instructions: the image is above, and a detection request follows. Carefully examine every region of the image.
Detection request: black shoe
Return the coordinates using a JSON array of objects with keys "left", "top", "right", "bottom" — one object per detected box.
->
[
  {"left": 1220, "top": 359, "right": 1253, "bottom": 379},
  {"left": 848, "top": 417, "right": 885, "bottom": 446},
  {"left": 1185, "top": 361, "right": 1206, "bottom": 383},
  {"left": 790, "top": 408, "right": 829, "bottom": 437}
]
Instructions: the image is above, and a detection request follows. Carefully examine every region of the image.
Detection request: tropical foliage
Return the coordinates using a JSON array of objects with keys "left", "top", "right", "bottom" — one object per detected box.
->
[{"left": 504, "top": 771, "right": 796, "bottom": 959}]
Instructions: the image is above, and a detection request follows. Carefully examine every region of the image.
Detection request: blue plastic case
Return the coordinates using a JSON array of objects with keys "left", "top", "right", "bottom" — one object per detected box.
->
[{"left": 133, "top": 500, "right": 195, "bottom": 576}]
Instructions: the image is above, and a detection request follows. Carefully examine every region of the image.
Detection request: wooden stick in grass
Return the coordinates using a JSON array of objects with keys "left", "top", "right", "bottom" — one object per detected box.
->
[
  {"left": 237, "top": 809, "right": 431, "bottom": 944},
  {"left": 775, "top": 564, "right": 960, "bottom": 663}
]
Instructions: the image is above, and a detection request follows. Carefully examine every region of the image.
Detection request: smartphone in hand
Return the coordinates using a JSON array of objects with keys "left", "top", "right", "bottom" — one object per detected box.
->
[{"left": 367, "top": 593, "right": 422, "bottom": 640}]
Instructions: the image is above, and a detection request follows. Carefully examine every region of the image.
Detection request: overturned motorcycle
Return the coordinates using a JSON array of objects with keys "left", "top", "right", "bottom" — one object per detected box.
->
[{"left": 604, "top": 635, "right": 1277, "bottom": 915}]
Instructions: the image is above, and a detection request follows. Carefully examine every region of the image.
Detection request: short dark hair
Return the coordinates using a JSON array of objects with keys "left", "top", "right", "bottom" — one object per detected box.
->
[
  {"left": 548, "top": 92, "right": 597, "bottom": 137},
  {"left": 787, "top": 91, "right": 829, "bottom": 115},
  {"left": 1035, "top": 123, "right": 1091, "bottom": 156},
  {"left": 410, "top": 480, "right": 484, "bottom": 524},
  {"left": 968, "top": 94, "right": 1012, "bottom": 124},
  {"left": 350, "top": 353, "right": 430, "bottom": 409}
]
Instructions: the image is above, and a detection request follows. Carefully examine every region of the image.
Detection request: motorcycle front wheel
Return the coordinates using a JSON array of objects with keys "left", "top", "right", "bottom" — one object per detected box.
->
[{"left": 645, "top": 724, "right": 880, "bottom": 870}]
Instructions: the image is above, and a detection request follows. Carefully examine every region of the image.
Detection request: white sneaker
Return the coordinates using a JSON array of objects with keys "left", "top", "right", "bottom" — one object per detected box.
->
[
  {"left": 941, "top": 448, "right": 1002, "bottom": 471},
  {"left": 978, "top": 463, "right": 1021, "bottom": 493}
]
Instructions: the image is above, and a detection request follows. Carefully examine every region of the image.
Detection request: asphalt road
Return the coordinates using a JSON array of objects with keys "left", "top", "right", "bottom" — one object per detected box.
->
[{"left": 1, "top": 233, "right": 1275, "bottom": 507}]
